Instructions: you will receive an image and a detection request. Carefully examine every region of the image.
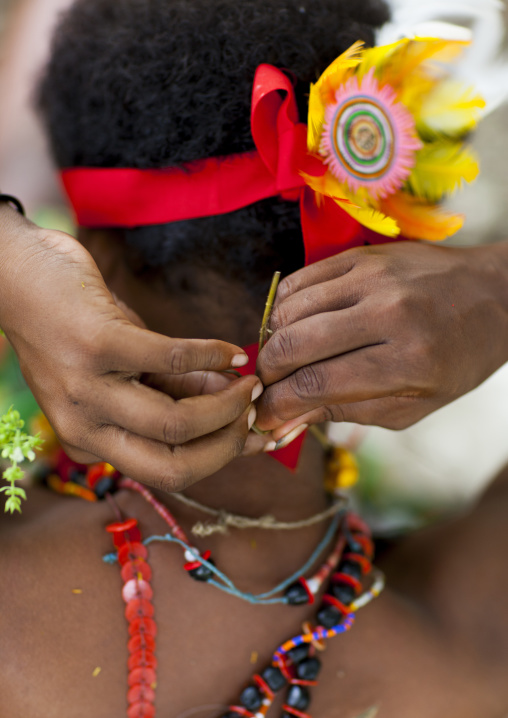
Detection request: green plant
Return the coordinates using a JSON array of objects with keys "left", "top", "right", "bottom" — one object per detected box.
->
[{"left": 0, "top": 407, "right": 43, "bottom": 513}]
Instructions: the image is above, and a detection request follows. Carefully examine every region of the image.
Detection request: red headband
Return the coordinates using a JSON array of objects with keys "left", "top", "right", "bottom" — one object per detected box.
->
[{"left": 60, "top": 64, "right": 387, "bottom": 266}]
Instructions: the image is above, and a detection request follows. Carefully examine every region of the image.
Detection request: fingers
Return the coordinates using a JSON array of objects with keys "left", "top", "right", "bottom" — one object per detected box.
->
[
  {"left": 78, "top": 406, "right": 255, "bottom": 492},
  {"left": 269, "top": 269, "right": 363, "bottom": 334},
  {"left": 258, "top": 303, "right": 383, "bottom": 386},
  {"left": 98, "top": 375, "right": 262, "bottom": 446},
  {"left": 270, "top": 394, "right": 437, "bottom": 438},
  {"left": 276, "top": 250, "right": 360, "bottom": 302},
  {"left": 98, "top": 323, "right": 249, "bottom": 374},
  {"left": 142, "top": 370, "right": 234, "bottom": 399},
  {"left": 256, "top": 344, "right": 407, "bottom": 430},
  {"left": 241, "top": 430, "right": 277, "bottom": 457}
]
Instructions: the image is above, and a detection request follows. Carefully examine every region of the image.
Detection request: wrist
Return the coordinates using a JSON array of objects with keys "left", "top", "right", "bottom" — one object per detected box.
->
[
  {"left": 0, "top": 209, "right": 63, "bottom": 334},
  {"left": 472, "top": 241, "right": 508, "bottom": 365}
]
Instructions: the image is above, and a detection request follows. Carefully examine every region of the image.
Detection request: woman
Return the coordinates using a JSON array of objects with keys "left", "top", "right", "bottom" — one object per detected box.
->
[{"left": 1, "top": 1, "right": 508, "bottom": 715}]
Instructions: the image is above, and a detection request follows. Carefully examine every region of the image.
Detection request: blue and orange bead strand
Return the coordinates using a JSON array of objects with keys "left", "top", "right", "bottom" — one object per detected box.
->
[
  {"left": 223, "top": 514, "right": 379, "bottom": 718},
  {"left": 106, "top": 518, "right": 157, "bottom": 718}
]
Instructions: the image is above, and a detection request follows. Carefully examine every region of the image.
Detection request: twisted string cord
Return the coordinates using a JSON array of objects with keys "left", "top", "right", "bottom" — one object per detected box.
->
[
  {"left": 169, "top": 491, "right": 348, "bottom": 537},
  {"left": 103, "top": 511, "right": 346, "bottom": 606}
]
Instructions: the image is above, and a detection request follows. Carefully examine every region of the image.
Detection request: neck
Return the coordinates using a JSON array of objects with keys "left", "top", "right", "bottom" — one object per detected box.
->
[
  {"left": 182, "top": 434, "right": 328, "bottom": 521},
  {"left": 148, "top": 435, "right": 334, "bottom": 592}
]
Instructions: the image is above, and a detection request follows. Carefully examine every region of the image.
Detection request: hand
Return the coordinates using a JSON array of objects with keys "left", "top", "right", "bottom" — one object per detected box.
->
[
  {"left": 0, "top": 211, "right": 262, "bottom": 491},
  {"left": 256, "top": 241, "right": 508, "bottom": 436}
]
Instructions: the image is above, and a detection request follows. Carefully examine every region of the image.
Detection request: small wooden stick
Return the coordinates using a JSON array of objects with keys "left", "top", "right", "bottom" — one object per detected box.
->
[
  {"left": 259, "top": 271, "right": 281, "bottom": 352},
  {"left": 309, "top": 425, "right": 334, "bottom": 451}
]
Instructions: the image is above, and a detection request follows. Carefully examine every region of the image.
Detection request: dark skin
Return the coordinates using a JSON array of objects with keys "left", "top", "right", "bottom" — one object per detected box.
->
[{"left": 1, "top": 233, "right": 508, "bottom": 717}]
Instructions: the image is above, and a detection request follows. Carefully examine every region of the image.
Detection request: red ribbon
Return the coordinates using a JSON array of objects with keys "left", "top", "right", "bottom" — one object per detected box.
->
[{"left": 61, "top": 64, "right": 367, "bottom": 266}]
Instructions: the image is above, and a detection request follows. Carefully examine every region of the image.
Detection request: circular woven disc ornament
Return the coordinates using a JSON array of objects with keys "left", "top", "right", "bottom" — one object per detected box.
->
[{"left": 320, "top": 68, "right": 422, "bottom": 199}]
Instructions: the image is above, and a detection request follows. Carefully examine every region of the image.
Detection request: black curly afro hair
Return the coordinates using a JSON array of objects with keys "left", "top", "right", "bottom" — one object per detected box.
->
[{"left": 38, "top": 0, "right": 390, "bottom": 305}]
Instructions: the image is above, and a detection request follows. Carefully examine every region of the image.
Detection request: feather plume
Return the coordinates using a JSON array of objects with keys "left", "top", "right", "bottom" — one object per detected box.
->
[
  {"left": 409, "top": 141, "right": 480, "bottom": 202},
  {"left": 383, "top": 38, "right": 469, "bottom": 89},
  {"left": 380, "top": 192, "right": 464, "bottom": 240},
  {"left": 417, "top": 80, "right": 486, "bottom": 138},
  {"left": 358, "top": 40, "right": 408, "bottom": 80},
  {"left": 380, "top": 0, "right": 508, "bottom": 115}
]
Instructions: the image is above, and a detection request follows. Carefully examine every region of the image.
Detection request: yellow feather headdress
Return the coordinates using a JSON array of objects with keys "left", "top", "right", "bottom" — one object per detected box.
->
[{"left": 304, "top": 37, "right": 485, "bottom": 241}]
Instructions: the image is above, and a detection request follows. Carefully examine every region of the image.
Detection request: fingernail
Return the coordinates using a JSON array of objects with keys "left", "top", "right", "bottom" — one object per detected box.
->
[
  {"left": 231, "top": 354, "right": 248, "bottom": 368},
  {"left": 248, "top": 406, "right": 257, "bottom": 430},
  {"left": 251, "top": 382, "right": 263, "bottom": 402},
  {"left": 263, "top": 441, "right": 277, "bottom": 453},
  {"left": 275, "top": 424, "right": 308, "bottom": 451}
]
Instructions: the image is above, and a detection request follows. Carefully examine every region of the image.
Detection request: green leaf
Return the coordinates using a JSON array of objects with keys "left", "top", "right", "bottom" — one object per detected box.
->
[
  {"left": 0, "top": 405, "right": 44, "bottom": 513},
  {"left": 4, "top": 496, "right": 22, "bottom": 514},
  {"left": 0, "top": 486, "right": 27, "bottom": 499},
  {"left": 3, "top": 465, "right": 24, "bottom": 482}
]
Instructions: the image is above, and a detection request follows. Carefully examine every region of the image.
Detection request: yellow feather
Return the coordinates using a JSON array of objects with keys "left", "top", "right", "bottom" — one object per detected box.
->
[
  {"left": 307, "top": 41, "right": 365, "bottom": 152},
  {"left": 380, "top": 192, "right": 464, "bottom": 241},
  {"left": 358, "top": 39, "right": 409, "bottom": 80},
  {"left": 301, "top": 171, "right": 400, "bottom": 237},
  {"left": 409, "top": 141, "right": 480, "bottom": 202},
  {"left": 308, "top": 83, "right": 325, "bottom": 154},
  {"left": 335, "top": 199, "right": 401, "bottom": 238},
  {"left": 398, "top": 72, "right": 437, "bottom": 117},
  {"left": 300, "top": 171, "right": 354, "bottom": 204},
  {"left": 380, "top": 39, "right": 469, "bottom": 90},
  {"left": 417, "top": 80, "right": 486, "bottom": 139}
]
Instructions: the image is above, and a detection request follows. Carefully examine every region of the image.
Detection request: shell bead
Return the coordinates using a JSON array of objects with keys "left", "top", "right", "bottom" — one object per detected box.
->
[
  {"left": 118, "top": 542, "right": 148, "bottom": 566},
  {"left": 128, "top": 650, "right": 158, "bottom": 671},
  {"left": 128, "top": 634, "right": 156, "bottom": 654},
  {"left": 127, "top": 666, "right": 157, "bottom": 688},
  {"left": 127, "top": 701, "right": 156, "bottom": 718},
  {"left": 121, "top": 559, "right": 153, "bottom": 583},
  {"left": 128, "top": 617, "right": 157, "bottom": 637},
  {"left": 127, "top": 685, "right": 156, "bottom": 704},
  {"left": 122, "top": 579, "right": 154, "bottom": 603}
]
